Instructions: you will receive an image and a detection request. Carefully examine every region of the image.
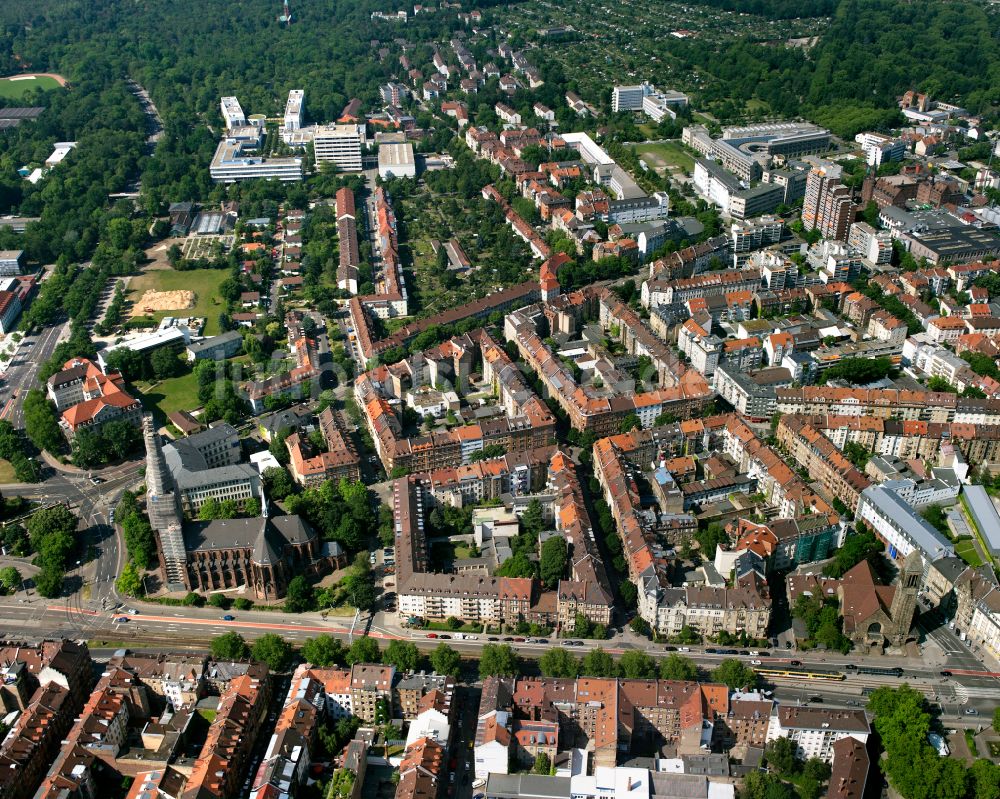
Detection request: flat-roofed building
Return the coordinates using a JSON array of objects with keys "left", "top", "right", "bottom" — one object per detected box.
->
[
  {"left": 314, "top": 124, "right": 364, "bottom": 171},
  {"left": 378, "top": 141, "right": 417, "bottom": 179},
  {"left": 284, "top": 89, "right": 304, "bottom": 131},
  {"left": 220, "top": 96, "right": 246, "bottom": 129},
  {"left": 0, "top": 250, "right": 23, "bottom": 276}
]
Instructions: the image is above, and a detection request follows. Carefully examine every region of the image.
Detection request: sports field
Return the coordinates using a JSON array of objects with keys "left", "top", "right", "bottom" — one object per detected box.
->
[
  {"left": 0, "top": 74, "right": 65, "bottom": 99},
  {"left": 127, "top": 268, "right": 228, "bottom": 335},
  {"left": 635, "top": 140, "right": 696, "bottom": 173}
]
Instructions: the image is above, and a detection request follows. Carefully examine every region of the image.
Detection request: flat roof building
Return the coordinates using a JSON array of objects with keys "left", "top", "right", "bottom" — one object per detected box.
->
[
  {"left": 210, "top": 135, "right": 303, "bottom": 183},
  {"left": 962, "top": 485, "right": 1000, "bottom": 555},
  {"left": 314, "top": 124, "right": 364, "bottom": 172},
  {"left": 378, "top": 141, "right": 417, "bottom": 179},
  {"left": 283, "top": 89, "right": 304, "bottom": 131},
  {"left": 220, "top": 96, "right": 246, "bottom": 129}
]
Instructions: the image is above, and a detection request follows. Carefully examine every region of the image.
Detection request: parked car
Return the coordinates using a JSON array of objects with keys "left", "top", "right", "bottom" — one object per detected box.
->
[
  {"left": 438, "top": 635, "right": 451, "bottom": 640},
  {"left": 790, "top": 660, "right": 802, "bottom": 666},
  {"left": 426, "top": 633, "right": 438, "bottom": 639}
]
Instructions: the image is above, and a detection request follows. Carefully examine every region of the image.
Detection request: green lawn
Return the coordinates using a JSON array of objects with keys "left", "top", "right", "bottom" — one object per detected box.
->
[
  {"left": 635, "top": 140, "right": 696, "bottom": 172},
  {"left": 955, "top": 539, "right": 983, "bottom": 568},
  {"left": 127, "top": 268, "right": 228, "bottom": 336},
  {"left": 135, "top": 369, "right": 201, "bottom": 421},
  {"left": 0, "top": 75, "right": 62, "bottom": 99},
  {"left": 0, "top": 459, "right": 18, "bottom": 484}
]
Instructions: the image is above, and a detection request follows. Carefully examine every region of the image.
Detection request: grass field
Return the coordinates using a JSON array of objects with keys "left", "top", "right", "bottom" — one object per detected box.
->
[
  {"left": 135, "top": 370, "right": 201, "bottom": 420},
  {"left": 127, "top": 268, "right": 228, "bottom": 336},
  {"left": 0, "top": 459, "right": 17, "bottom": 484},
  {"left": 955, "top": 539, "right": 983, "bottom": 568},
  {"left": 635, "top": 140, "right": 696, "bottom": 172},
  {"left": 0, "top": 75, "right": 62, "bottom": 99}
]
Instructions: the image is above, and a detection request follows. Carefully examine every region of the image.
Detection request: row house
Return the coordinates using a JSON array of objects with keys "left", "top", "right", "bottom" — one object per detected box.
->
[{"left": 776, "top": 416, "right": 872, "bottom": 513}]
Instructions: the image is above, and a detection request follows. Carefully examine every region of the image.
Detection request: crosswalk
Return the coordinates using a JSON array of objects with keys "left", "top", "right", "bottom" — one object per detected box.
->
[{"left": 954, "top": 683, "right": 970, "bottom": 706}]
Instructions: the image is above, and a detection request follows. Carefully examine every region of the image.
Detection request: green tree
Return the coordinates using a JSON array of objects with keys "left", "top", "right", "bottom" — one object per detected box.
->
[
  {"left": 183, "top": 591, "right": 205, "bottom": 606},
  {"left": 823, "top": 531, "right": 884, "bottom": 578},
  {"left": 23, "top": 390, "right": 63, "bottom": 454},
  {"left": 234, "top": 597, "right": 253, "bottom": 611},
  {"left": 580, "top": 647, "right": 618, "bottom": 678},
  {"left": 479, "top": 644, "right": 519, "bottom": 678},
  {"left": 252, "top": 633, "right": 294, "bottom": 672},
  {"left": 802, "top": 758, "right": 831, "bottom": 783},
  {"left": 765, "top": 736, "right": 799, "bottom": 775},
  {"left": 302, "top": 634, "right": 345, "bottom": 667},
  {"left": 619, "top": 650, "right": 657, "bottom": 679},
  {"left": 0, "top": 566, "right": 21, "bottom": 594},
  {"left": 116, "top": 560, "right": 145, "bottom": 597},
  {"left": 741, "top": 772, "right": 796, "bottom": 799},
  {"left": 660, "top": 654, "right": 698, "bottom": 682},
  {"left": 27, "top": 505, "right": 78, "bottom": 551},
  {"left": 383, "top": 640, "right": 420, "bottom": 673},
  {"left": 211, "top": 631, "right": 250, "bottom": 661},
  {"left": 208, "top": 592, "right": 229, "bottom": 609},
  {"left": 539, "top": 536, "right": 567, "bottom": 589},
  {"left": 711, "top": 658, "right": 756, "bottom": 690},
  {"left": 539, "top": 648, "right": 579, "bottom": 678},
  {"left": 284, "top": 575, "right": 315, "bottom": 613},
  {"left": 346, "top": 635, "right": 381, "bottom": 665},
  {"left": 198, "top": 497, "right": 222, "bottom": 520},
  {"left": 994, "top": 706, "right": 1000, "bottom": 734},
  {"left": 244, "top": 497, "right": 261, "bottom": 517},
  {"left": 520, "top": 499, "right": 545, "bottom": 536},
  {"left": 34, "top": 568, "right": 64, "bottom": 598},
  {"left": 496, "top": 551, "right": 538, "bottom": 579},
  {"left": 532, "top": 753, "right": 551, "bottom": 776},
  {"left": 430, "top": 643, "right": 462, "bottom": 677},
  {"left": 619, "top": 413, "right": 641, "bottom": 433}
]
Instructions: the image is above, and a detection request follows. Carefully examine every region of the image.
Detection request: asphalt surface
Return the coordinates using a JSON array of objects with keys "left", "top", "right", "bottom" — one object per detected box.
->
[{"left": 1, "top": 320, "right": 70, "bottom": 428}]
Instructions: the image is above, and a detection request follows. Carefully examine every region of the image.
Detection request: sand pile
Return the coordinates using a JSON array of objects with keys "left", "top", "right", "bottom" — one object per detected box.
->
[{"left": 131, "top": 289, "right": 196, "bottom": 316}]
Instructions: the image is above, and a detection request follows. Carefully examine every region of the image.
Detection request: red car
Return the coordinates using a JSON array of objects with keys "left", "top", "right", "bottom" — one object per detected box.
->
[{"left": 426, "top": 633, "right": 438, "bottom": 639}]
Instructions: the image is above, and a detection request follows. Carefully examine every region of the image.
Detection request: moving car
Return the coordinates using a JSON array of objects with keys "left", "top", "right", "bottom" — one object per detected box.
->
[
  {"left": 222, "top": 615, "right": 235, "bottom": 621},
  {"left": 114, "top": 617, "right": 129, "bottom": 623}
]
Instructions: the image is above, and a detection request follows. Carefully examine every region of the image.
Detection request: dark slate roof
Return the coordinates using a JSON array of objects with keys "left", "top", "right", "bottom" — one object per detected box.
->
[{"left": 184, "top": 514, "right": 315, "bottom": 563}]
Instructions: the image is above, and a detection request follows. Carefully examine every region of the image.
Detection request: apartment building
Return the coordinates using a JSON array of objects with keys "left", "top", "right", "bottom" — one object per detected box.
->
[
  {"left": 766, "top": 707, "right": 869, "bottom": 762},
  {"left": 774, "top": 387, "right": 1000, "bottom": 424},
  {"left": 350, "top": 664, "right": 395, "bottom": 723},
  {"left": 856, "top": 484, "right": 955, "bottom": 563},
  {"left": 313, "top": 124, "right": 364, "bottom": 171},
  {"left": 776, "top": 416, "right": 871, "bottom": 513}
]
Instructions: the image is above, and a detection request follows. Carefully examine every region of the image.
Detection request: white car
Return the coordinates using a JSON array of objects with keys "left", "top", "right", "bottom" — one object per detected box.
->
[
  {"left": 750, "top": 659, "right": 762, "bottom": 665},
  {"left": 749, "top": 650, "right": 759, "bottom": 656}
]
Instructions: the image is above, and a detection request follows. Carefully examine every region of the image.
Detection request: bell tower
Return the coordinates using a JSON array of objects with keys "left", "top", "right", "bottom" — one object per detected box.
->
[{"left": 888, "top": 550, "right": 923, "bottom": 645}]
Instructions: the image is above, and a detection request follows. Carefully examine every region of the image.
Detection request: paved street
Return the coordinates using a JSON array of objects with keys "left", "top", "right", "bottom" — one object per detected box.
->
[{"left": 0, "top": 319, "right": 71, "bottom": 428}]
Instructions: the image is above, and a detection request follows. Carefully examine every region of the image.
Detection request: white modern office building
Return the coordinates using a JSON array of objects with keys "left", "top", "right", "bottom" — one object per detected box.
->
[
  {"left": 313, "top": 124, "right": 364, "bottom": 171},
  {"left": 284, "top": 89, "right": 304, "bottom": 131},
  {"left": 220, "top": 96, "right": 246, "bottom": 129},
  {"left": 210, "top": 137, "right": 304, "bottom": 183}
]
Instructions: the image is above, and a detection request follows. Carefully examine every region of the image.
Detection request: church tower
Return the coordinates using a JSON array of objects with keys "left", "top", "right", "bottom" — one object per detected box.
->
[
  {"left": 143, "top": 415, "right": 188, "bottom": 591},
  {"left": 888, "top": 550, "right": 923, "bottom": 645}
]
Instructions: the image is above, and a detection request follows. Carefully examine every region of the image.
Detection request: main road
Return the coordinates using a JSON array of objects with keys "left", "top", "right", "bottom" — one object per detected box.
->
[
  {"left": 0, "top": 320, "right": 71, "bottom": 428},
  {"left": 0, "top": 594, "right": 997, "bottom": 723}
]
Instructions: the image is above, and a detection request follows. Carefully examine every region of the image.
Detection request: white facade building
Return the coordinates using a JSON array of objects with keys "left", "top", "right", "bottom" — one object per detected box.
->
[
  {"left": 766, "top": 707, "right": 870, "bottom": 762},
  {"left": 220, "top": 96, "right": 246, "bottom": 129},
  {"left": 313, "top": 124, "right": 364, "bottom": 171},
  {"left": 284, "top": 89, "right": 304, "bottom": 131}
]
